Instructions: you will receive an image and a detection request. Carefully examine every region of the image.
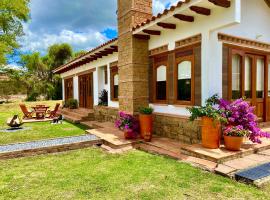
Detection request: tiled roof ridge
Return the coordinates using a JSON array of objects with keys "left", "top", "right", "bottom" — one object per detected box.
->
[{"left": 132, "top": 0, "right": 190, "bottom": 31}]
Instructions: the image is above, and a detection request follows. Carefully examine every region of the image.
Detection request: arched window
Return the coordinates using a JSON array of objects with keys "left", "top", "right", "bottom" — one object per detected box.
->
[
  {"left": 232, "top": 54, "right": 242, "bottom": 99},
  {"left": 156, "top": 65, "right": 167, "bottom": 101},
  {"left": 177, "top": 60, "right": 192, "bottom": 101}
]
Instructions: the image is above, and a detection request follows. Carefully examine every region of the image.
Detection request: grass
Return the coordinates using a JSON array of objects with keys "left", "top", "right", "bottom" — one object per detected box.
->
[
  {"left": 0, "top": 148, "right": 270, "bottom": 200},
  {"left": 0, "top": 100, "right": 87, "bottom": 145},
  {"left": 0, "top": 100, "right": 270, "bottom": 199}
]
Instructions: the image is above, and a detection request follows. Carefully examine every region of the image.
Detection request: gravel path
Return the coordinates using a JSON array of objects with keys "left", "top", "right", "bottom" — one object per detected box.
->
[{"left": 0, "top": 134, "right": 99, "bottom": 153}]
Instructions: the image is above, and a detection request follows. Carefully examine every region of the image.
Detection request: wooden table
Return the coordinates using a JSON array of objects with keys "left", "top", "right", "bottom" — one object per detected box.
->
[{"left": 32, "top": 106, "right": 49, "bottom": 119}]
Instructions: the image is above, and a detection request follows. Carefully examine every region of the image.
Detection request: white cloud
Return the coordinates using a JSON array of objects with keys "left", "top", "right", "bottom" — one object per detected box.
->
[
  {"left": 20, "top": 24, "right": 107, "bottom": 54},
  {"left": 18, "top": 0, "right": 182, "bottom": 56}
]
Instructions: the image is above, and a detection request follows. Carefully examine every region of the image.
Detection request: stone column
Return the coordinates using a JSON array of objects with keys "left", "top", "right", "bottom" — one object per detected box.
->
[{"left": 117, "top": 0, "right": 152, "bottom": 114}]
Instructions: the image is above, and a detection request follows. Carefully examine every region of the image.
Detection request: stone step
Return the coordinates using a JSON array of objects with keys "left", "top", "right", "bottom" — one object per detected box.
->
[
  {"left": 180, "top": 138, "right": 270, "bottom": 164},
  {"left": 60, "top": 109, "right": 88, "bottom": 119},
  {"left": 86, "top": 125, "right": 141, "bottom": 149},
  {"left": 135, "top": 137, "right": 217, "bottom": 171},
  {"left": 215, "top": 150, "right": 270, "bottom": 186},
  {"left": 100, "top": 144, "right": 133, "bottom": 154},
  {"left": 63, "top": 115, "right": 81, "bottom": 124}
]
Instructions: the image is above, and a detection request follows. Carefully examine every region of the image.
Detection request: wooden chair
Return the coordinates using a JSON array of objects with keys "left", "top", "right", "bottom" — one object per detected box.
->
[
  {"left": 47, "top": 103, "right": 60, "bottom": 118},
  {"left": 19, "top": 104, "right": 33, "bottom": 119}
]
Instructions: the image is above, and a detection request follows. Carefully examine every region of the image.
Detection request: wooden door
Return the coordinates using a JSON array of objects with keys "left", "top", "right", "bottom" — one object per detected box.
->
[
  {"left": 64, "top": 78, "right": 73, "bottom": 100},
  {"left": 253, "top": 56, "right": 265, "bottom": 121},
  {"left": 244, "top": 54, "right": 265, "bottom": 121},
  {"left": 79, "top": 73, "right": 93, "bottom": 109}
]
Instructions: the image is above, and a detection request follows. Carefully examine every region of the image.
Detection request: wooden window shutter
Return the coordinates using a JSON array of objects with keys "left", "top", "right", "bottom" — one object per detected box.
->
[
  {"left": 168, "top": 52, "right": 175, "bottom": 105},
  {"left": 222, "top": 45, "right": 229, "bottom": 100},
  {"left": 194, "top": 46, "right": 201, "bottom": 106}
]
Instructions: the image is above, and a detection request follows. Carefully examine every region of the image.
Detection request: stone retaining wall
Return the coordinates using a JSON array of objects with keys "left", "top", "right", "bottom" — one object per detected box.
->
[
  {"left": 153, "top": 113, "right": 201, "bottom": 144},
  {"left": 93, "top": 106, "right": 201, "bottom": 144},
  {"left": 93, "top": 106, "right": 119, "bottom": 123}
]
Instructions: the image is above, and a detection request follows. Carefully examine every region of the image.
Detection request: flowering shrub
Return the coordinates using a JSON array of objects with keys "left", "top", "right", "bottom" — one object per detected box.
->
[
  {"left": 115, "top": 111, "right": 139, "bottom": 133},
  {"left": 187, "top": 94, "right": 226, "bottom": 123},
  {"left": 219, "top": 98, "right": 270, "bottom": 143},
  {"left": 223, "top": 125, "right": 250, "bottom": 137}
]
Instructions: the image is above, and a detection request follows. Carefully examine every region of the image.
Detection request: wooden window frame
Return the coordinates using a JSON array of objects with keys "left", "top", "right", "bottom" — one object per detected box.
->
[
  {"left": 152, "top": 54, "right": 169, "bottom": 104},
  {"left": 104, "top": 66, "right": 108, "bottom": 85},
  {"left": 64, "top": 77, "right": 73, "bottom": 101},
  {"left": 110, "top": 65, "right": 118, "bottom": 101},
  {"left": 174, "top": 54, "right": 195, "bottom": 105},
  {"left": 226, "top": 44, "right": 270, "bottom": 121}
]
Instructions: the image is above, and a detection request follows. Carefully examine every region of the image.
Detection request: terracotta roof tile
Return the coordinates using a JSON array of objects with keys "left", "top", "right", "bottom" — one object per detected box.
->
[
  {"left": 132, "top": 0, "right": 190, "bottom": 31},
  {"left": 53, "top": 38, "right": 118, "bottom": 73}
]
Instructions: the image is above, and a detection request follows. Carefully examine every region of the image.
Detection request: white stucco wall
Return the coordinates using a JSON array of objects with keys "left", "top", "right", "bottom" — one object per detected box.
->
[
  {"left": 60, "top": 52, "right": 119, "bottom": 108},
  {"left": 62, "top": 79, "right": 65, "bottom": 100},
  {"left": 220, "top": 0, "right": 270, "bottom": 43},
  {"left": 148, "top": 0, "right": 241, "bottom": 115}
]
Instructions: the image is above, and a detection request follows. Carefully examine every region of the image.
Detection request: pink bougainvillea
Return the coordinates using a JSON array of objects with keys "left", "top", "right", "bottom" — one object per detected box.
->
[{"left": 219, "top": 98, "right": 270, "bottom": 143}]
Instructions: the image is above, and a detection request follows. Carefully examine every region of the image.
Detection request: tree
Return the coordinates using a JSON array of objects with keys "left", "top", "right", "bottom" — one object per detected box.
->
[
  {"left": 74, "top": 50, "right": 87, "bottom": 58},
  {"left": 0, "top": 0, "right": 30, "bottom": 65},
  {"left": 44, "top": 43, "right": 73, "bottom": 100}
]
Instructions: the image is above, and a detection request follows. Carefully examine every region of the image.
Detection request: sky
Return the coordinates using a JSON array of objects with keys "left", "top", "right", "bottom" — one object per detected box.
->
[{"left": 9, "top": 0, "right": 180, "bottom": 65}]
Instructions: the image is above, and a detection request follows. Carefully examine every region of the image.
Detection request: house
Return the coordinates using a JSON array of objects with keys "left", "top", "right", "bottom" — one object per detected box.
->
[{"left": 54, "top": 0, "right": 270, "bottom": 144}]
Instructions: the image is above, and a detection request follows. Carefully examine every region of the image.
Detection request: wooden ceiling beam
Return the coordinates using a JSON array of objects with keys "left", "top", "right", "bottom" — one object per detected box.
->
[
  {"left": 157, "top": 22, "right": 176, "bottom": 29},
  {"left": 142, "top": 29, "right": 161, "bottom": 35},
  {"left": 208, "top": 0, "right": 231, "bottom": 8},
  {"left": 190, "top": 6, "right": 211, "bottom": 16},
  {"left": 133, "top": 34, "right": 150, "bottom": 40},
  {"left": 173, "top": 14, "right": 194, "bottom": 22}
]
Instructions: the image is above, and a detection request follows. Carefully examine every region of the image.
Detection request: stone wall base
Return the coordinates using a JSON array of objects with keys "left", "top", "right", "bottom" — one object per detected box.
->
[
  {"left": 93, "top": 106, "right": 119, "bottom": 123},
  {"left": 153, "top": 113, "right": 201, "bottom": 144},
  {"left": 93, "top": 106, "right": 201, "bottom": 144}
]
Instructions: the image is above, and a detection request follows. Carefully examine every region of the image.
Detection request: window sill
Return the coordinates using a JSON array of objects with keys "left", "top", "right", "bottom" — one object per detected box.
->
[{"left": 150, "top": 103, "right": 192, "bottom": 108}]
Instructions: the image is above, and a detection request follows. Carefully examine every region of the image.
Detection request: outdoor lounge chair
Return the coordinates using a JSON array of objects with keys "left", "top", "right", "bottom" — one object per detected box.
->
[
  {"left": 19, "top": 104, "right": 33, "bottom": 119},
  {"left": 47, "top": 103, "right": 60, "bottom": 118}
]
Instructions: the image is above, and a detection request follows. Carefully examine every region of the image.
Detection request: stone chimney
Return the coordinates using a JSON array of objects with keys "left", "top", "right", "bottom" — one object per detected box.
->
[{"left": 117, "top": 0, "right": 152, "bottom": 114}]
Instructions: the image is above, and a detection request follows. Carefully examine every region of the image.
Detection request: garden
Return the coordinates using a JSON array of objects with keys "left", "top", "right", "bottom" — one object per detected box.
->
[{"left": 0, "top": 100, "right": 87, "bottom": 145}]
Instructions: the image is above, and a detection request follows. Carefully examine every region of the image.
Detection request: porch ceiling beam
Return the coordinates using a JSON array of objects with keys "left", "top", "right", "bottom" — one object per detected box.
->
[
  {"left": 142, "top": 29, "right": 161, "bottom": 35},
  {"left": 133, "top": 34, "right": 150, "bottom": 40},
  {"left": 157, "top": 22, "right": 176, "bottom": 29},
  {"left": 173, "top": 14, "right": 194, "bottom": 22},
  {"left": 190, "top": 6, "right": 211, "bottom": 16},
  {"left": 208, "top": 0, "right": 231, "bottom": 8}
]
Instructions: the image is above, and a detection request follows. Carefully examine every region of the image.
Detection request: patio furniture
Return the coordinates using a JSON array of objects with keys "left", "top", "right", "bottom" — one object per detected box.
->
[
  {"left": 19, "top": 104, "right": 33, "bottom": 119},
  {"left": 32, "top": 106, "right": 49, "bottom": 119},
  {"left": 47, "top": 103, "right": 60, "bottom": 118}
]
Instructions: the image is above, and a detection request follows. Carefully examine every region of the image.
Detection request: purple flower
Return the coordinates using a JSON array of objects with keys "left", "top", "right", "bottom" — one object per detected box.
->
[{"left": 219, "top": 98, "right": 270, "bottom": 143}]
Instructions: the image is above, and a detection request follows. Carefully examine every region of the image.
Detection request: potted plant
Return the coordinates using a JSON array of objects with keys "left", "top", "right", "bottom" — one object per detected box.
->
[
  {"left": 139, "top": 106, "right": 154, "bottom": 141},
  {"left": 115, "top": 111, "right": 139, "bottom": 139},
  {"left": 223, "top": 125, "right": 249, "bottom": 151},
  {"left": 219, "top": 98, "right": 270, "bottom": 144},
  {"left": 187, "top": 95, "right": 226, "bottom": 149}
]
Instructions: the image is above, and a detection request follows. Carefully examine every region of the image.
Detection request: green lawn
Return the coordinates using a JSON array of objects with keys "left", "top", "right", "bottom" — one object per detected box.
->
[
  {"left": 0, "top": 100, "right": 270, "bottom": 199},
  {"left": 0, "top": 100, "right": 87, "bottom": 145},
  {"left": 0, "top": 148, "right": 269, "bottom": 200}
]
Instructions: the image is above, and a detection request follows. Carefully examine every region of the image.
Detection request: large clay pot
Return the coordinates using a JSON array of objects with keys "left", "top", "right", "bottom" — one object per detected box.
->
[
  {"left": 224, "top": 135, "right": 244, "bottom": 151},
  {"left": 124, "top": 130, "right": 136, "bottom": 139},
  {"left": 139, "top": 114, "right": 153, "bottom": 140},
  {"left": 201, "top": 116, "right": 221, "bottom": 149}
]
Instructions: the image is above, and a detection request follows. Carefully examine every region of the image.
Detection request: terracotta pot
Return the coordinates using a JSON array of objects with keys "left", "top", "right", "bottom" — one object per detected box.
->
[
  {"left": 139, "top": 114, "right": 153, "bottom": 140},
  {"left": 224, "top": 135, "right": 244, "bottom": 151},
  {"left": 124, "top": 130, "right": 136, "bottom": 139},
  {"left": 201, "top": 116, "right": 221, "bottom": 149}
]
